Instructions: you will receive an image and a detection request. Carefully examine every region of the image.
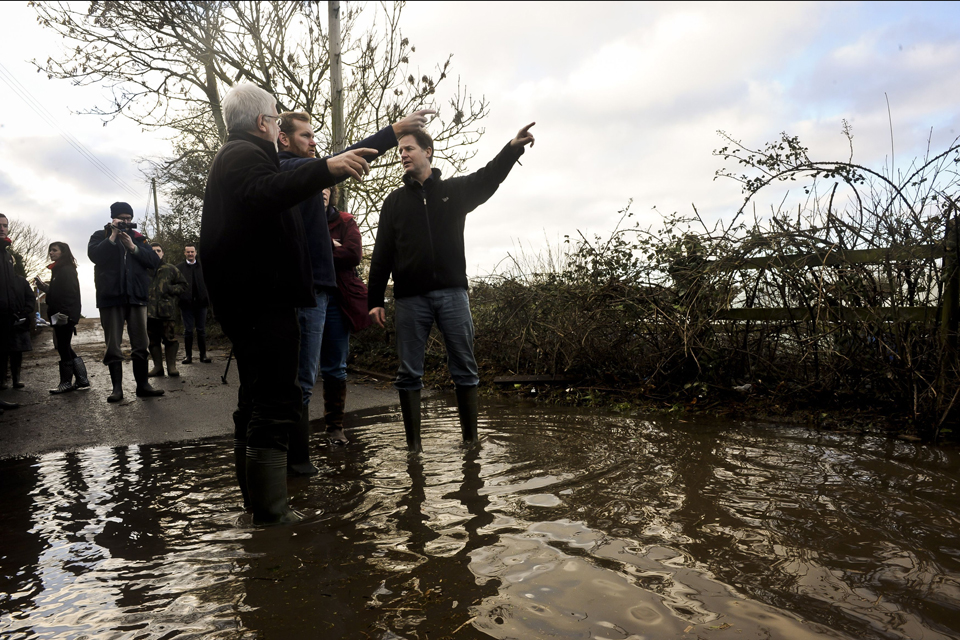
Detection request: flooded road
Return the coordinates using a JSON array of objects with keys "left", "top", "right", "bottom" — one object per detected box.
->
[{"left": 1, "top": 398, "right": 959, "bottom": 639}]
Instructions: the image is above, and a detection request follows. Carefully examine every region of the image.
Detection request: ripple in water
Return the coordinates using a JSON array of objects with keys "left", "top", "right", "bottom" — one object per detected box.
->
[{"left": 1, "top": 397, "right": 959, "bottom": 639}]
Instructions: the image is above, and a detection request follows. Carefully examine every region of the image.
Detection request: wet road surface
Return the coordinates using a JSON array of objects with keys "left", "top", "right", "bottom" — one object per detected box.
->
[
  {"left": 2, "top": 399, "right": 959, "bottom": 639},
  {"left": 0, "top": 321, "right": 406, "bottom": 458}
]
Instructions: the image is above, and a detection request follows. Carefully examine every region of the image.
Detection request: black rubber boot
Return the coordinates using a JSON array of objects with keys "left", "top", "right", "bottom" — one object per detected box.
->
[
  {"left": 165, "top": 342, "right": 180, "bottom": 377},
  {"left": 148, "top": 344, "right": 164, "bottom": 377},
  {"left": 133, "top": 358, "right": 165, "bottom": 397},
  {"left": 0, "top": 398, "right": 18, "bottom": 410},
  {"left": 10, "top": 353, "right": 23, "bottom": 388},
  {"left": 287, "top": 405, "right": 319, "bottom": 476},
  {"left": 0, "top": 352, "right": 8, "bottom": 390},
  {"left": 73, "top": 357, "right": 90, "bottom": 389},
  {"left": 107, "top": 361, "right": 124, "bottom": 403},
  {"left": 246, "top": 447, "right": 304, "bottom": 525},
  {"left": 456, "top": 385, "right": 479, "bottom": 445},
  {"left": 234, "top": 439, "right": 251, "bottom": 511},
  {"left": 198, "top": 335, "right": 211, "bottom": 363},
  {"left": 182, "top": 334, "right": 193, "bottom": 364},
  {"left": 323, "top": 378, "right": 349, "bottom": 445},
  {"left": 49, "top": 361, "right": 76, "bottom": 394},
  {"left": 398, "top": 389, "right": 422, "bottom": 453}
]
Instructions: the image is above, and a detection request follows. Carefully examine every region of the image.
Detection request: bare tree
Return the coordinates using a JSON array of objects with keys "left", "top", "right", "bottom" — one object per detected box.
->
[
  {"left": 33, "top": 1, "right": 488, "bottom": 240},
  {"left": 8, "top": 220, "right": 49, "bottom": 279}
]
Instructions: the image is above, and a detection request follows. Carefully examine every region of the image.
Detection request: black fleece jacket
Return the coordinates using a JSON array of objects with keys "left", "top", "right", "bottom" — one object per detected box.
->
[
  {"left": 278, "top": 124, "right": 399, "bottom": 293},
  {"left": 367, "top": 142, "right": 524, "bottom": 308},
  {"left": 200, "top": 131, "right": 340, "bottom": 311}
]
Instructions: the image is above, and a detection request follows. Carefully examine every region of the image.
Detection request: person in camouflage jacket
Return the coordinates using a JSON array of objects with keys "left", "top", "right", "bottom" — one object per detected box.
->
[{"left": 147, "top": 242, "right": 188, "bottom": 377}]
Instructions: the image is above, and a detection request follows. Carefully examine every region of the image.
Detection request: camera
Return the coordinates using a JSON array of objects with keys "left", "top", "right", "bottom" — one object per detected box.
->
[{"left": 116, "top": 221, "right": 138, "bottom": 231}]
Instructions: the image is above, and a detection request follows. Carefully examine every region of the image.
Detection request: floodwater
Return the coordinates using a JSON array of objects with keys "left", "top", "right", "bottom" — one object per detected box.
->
[{"left": 1, "top": 398, "right": 959, "bottom": 639}]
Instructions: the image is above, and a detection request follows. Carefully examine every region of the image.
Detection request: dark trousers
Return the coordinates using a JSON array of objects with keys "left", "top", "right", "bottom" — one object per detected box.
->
[
  {"left": 99, "top": 305, "right": 149, "bottom": 365},
  {"left": 147, "top": 317, "right": 177, "bottom": 348},
  {"left": 0, "top": 313, "right": 10, "bottom": 381},
  {"left": 218, "top": 305, "right": 302, "bottom": 451},
  {"left": 53, "top": 322, "right": 77, "bottom": 361},
  {"left": 181, "top": 304, "right": 208, "bottom": 341}
]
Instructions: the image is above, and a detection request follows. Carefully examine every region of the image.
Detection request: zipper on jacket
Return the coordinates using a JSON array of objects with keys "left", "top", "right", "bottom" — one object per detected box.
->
[
  {"left": 422, "top": 192, "right": 439, "bottom": 282},
  {"left": 121, "top": 246, "right": 127, "bottom": 297}
]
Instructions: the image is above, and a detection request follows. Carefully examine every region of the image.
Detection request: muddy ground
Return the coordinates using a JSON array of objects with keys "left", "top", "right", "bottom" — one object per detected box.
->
[{"left": 0, "top": 319, "right": 418, "bottom": 459}]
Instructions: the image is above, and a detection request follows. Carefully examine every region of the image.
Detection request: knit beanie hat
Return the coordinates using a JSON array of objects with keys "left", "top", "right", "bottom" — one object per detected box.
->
[{"left": 110, "top": 202, "right": 134, "bottom": 217}]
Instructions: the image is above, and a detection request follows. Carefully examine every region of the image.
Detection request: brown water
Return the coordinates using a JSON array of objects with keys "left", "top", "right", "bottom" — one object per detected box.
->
[{"left": 1, "top": 398, "right": 959, "bottom": 639}]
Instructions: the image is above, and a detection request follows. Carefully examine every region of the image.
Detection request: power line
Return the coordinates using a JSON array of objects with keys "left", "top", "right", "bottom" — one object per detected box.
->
[{"left": 0, "top": 61, "right": 142, "bottom": 199}]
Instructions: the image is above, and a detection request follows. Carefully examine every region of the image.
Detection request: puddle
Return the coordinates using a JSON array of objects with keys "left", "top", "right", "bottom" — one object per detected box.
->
[{"left": 1, "top": 400, "right": 959, "bottom": 639}]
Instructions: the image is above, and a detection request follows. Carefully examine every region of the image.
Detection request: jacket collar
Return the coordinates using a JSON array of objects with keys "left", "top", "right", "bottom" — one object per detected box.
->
[
  {"left": 228, "top": 130, "right": 280, "bottom": 166},
  {"left": 403, "top": 167, "right": 442, "bottom": 190}
]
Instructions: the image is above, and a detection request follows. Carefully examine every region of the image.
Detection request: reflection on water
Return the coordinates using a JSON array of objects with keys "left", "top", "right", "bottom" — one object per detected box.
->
[{"left": 1, "top": 398, "right": 959, "bottom": 639}]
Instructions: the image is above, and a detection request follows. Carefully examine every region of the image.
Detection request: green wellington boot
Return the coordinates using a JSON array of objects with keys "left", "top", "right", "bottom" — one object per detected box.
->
[
  {"left": 165, "top": 342, "right": 180, "bottom": 377},
  {"left": 287, "top": 406, "right": 319, "bottom": 476},
  {"left": 147, "top": 344, "right": 164, "bottom": 377},
  {"left": 247, "top": 447, "right": 304, "bottom": 525}
]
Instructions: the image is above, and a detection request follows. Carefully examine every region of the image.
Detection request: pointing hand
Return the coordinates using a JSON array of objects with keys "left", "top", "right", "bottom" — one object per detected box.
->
[
  {"left": 327, "top": 148, "right": 380, "bottom": 181},
  {"left": 392, "top": 109, "right": 438, "bottom": 138},
  {"left": 510, "top": 122, "right": 536, "bottom": 149}
]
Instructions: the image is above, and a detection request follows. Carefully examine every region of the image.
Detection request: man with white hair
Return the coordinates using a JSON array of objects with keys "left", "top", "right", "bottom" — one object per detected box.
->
[{"left": 201, "top": 82, "right": 377, "bottom": 525}]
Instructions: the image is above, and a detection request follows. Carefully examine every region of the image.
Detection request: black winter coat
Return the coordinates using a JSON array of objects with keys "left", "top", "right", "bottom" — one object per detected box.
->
[
  {"left": 0, "top": 241, "right": 19, "bottom": 315},
  {"left": 368, "top": 143, "right": 524, "bottom": 308},
  {"left": 176, "top": 261, "right": 209, "bottom": 308},
  {"left": 200, "top": 131, "right": 342, "bottom": 312},
  {"left": 87, "top": 229, "right": 160, "bottom": 308},
  {"left": 46, "top": 260, "right": 82, "bottom": 323},
  {"left": 278, "top": 124, "right": 398, "bottom": 292}
]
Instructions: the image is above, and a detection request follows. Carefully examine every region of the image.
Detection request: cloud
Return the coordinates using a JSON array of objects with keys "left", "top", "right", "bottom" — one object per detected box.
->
[{"left": 1, "top": 0, "right": 959, "bottom": 310}]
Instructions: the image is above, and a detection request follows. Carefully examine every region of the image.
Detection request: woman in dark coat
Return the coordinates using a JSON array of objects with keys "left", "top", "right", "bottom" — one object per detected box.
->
[
  {"left": 319, "top": 186, "right": 372, "bottom": 445},
  {"left": 34, "top": 242, "right": 89, "bottom": 394}
]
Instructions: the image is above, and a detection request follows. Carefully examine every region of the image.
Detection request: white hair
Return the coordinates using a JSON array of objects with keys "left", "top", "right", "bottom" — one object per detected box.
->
[{"left": 222, "top": 83, "right": 276, "bottom": 135}]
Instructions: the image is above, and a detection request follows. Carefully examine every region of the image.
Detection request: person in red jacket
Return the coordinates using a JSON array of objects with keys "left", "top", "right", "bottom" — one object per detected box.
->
[{"left": 320, "top": 186, "right": 372, "bottom": 445}]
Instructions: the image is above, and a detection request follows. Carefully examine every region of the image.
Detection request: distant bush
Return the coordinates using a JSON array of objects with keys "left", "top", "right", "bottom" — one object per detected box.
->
[{"left": 354, "top": 128, "right": 960, "bottom": 439}]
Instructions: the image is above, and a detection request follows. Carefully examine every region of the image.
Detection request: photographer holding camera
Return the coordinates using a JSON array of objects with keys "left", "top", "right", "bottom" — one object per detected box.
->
[{"left": 87, "top": 202, "right": 164, "bottom": 402}]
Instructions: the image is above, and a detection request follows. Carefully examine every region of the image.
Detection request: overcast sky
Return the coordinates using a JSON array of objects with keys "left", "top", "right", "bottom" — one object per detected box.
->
[{"left": 0, "top": 1, "right": 958, "bottom": 317}]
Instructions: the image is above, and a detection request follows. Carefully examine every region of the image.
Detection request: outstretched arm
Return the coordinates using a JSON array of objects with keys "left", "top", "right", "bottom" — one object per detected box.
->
[{"left": 452, "top": 122, "right": 537, "bottom": 214}]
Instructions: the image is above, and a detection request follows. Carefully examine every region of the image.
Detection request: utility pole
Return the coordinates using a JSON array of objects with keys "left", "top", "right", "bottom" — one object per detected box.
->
[
  {"left": 329, "top": 1, "right": 347, "bottom": 211},
  {"left": 151, "top": 178, "right": 160, "bottom": 237}
]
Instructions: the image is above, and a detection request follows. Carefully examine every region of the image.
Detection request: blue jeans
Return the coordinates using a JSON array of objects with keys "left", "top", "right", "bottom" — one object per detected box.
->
[
  {"left": 394, "top": 288, "right": 478, "bottom": 391},
  {"left": 181, "top": 304, "right": 208, "bottom": 340},
  {"left": 297, "top": 291, "right": 329, "bottom": 405},
  {"left": 320, "top": 298, "right": 350, "bottom": 382}
]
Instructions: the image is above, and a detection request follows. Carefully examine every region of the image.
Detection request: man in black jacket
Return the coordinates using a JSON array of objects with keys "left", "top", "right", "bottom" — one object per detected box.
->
[
  {"left": 200, "top": 82, "right": 377, "bottom": 525},
  {"left": 368, "top": 123, "right": 536, "bottom": 452},
  {"left": 88, "top": 202, "right": 164, "bottom": 403},
  {"left": 176, "top": 244, "right": 211, "bottom": 364},
  {"left": 0, "top": 214, "right": 22, "bottom": 413},
  {"left": 277, "top": 108, "right": 433, "bottom": 474}
]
